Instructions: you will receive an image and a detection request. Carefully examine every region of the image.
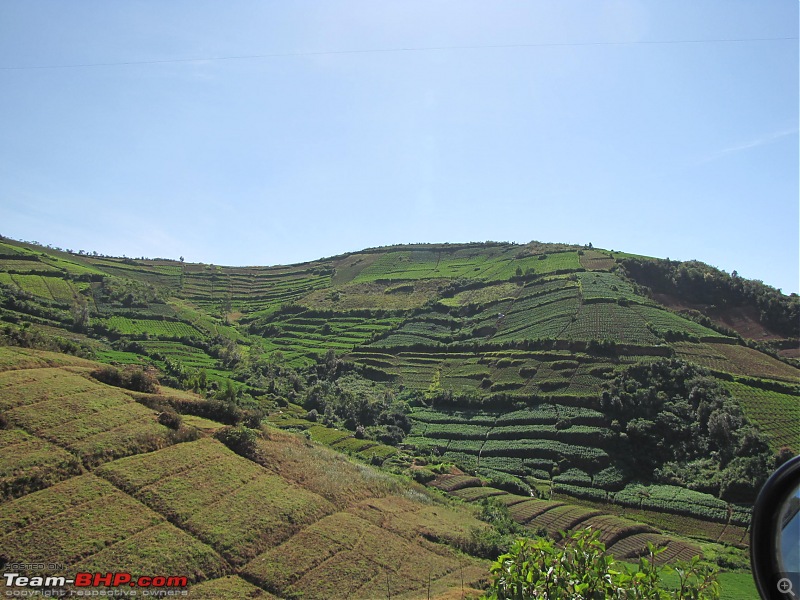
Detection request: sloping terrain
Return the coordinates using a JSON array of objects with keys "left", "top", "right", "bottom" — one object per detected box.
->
[
  {"left": 0, "top": 348, "right": 489, "bottom": 598},
  {"left": 0, "top": 237, "right": 797, "bottom": 597}
]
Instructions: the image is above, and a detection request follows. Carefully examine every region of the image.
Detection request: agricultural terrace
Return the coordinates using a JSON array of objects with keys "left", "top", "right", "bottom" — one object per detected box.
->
[
  {"left": 102, "top": 316, "right": 202, "bottom": 339},
  {"left": 609, "top": 484, "right": 751, "bottom": 527},
  {"left": 83, "top": 258, "right": 182, "bottom": 290},
  {"left": 243, "top": 501, "right": 487, "bottom": 599},
  {"left": 180, "top": 263, "right": 331, "bottom": 314},
  {"left": 406, "top": 402, "right": 612, "bottom": 480},
  {"left": 408, "top": 397, "right": 758, "bottom": 532},
  {"left": 429, "top": 475, "right": 702, "bottom": 564},
  {"left": 254, "top": 311, "right": 402, "bottom": 366},
  {"left": 576, "top": 271, "right": 645, "bottom": 303},
  {"left": 0, "top": 366, "right": 178, "bottom": 466},
  {"left": 266, "top": 407, "right": 398, "bottom": 463},
  {"left": 346, "top": 246, "right": 583, "bottom": 284},
  {"left": 351, "top": 349, "right": 614, "bottom": 397},
  {"left": 138, "top": 340, "right": 217, "bottom": 369},
  {"left": 725, "top": 381, "right": 800, "bottom": 453},
  {"left": 0, "top": 273, "right": 87, "bottom": 303},
  {"left": 299, "top": 279, "right": 444, "bottom": 311},
  {"left": 578, "top": 249, "right": 617, "bottom": 271},
  {"left": 0, "top": 428, "right": 82, "bottom": 500},
  {"left": 0, "top": 474, "right": 229, "bottom": 585},
  {"left": 0, "top": 346, "right": 96, "bottom": 372},
  {"left": 96, "top": 438, "right": 335, "bottom": 566},
  {"left": 674, "top": 341, "right": 800, "bottom": 382}
]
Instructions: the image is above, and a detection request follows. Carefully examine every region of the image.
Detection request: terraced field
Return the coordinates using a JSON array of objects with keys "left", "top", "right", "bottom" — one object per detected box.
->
[
  {"left": 675, "top": 341, "right": 800, "bottom": 382},
  {"left": 430, "top": 474, "right": 702, "bottom": 564},
  {"left": 347, "top": 246, "right": 583, "bottom": 283},
  {"left": 0, "top": 366, "right": 177, "bottom": 467},
  {"left": 0, "top": 351, "right": 488, "bottom": 598},
  {"left": 725, "top": 381, "right": 800, "bottom": 452},
  {"left": 0, "top": 238, "right": 796, "bottom": 598}
]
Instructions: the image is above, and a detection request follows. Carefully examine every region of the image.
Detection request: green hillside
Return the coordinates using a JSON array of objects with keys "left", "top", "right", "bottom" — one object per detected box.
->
[{"left": 0, "top": 236, "right": 796, "bottom": 598}]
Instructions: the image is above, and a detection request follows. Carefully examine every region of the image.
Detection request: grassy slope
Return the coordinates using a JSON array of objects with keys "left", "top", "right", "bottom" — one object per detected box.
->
[{"left": 0, "top": 348, "right": 488, "bottom": 598}]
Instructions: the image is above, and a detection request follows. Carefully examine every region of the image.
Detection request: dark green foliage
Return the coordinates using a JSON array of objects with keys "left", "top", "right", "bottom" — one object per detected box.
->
[
  {"left": 479, "top": 470, "right": 532, "bottom": 496},
  {"left": 620, "top": 257, "right": 799, "bottom": 338},
  {"left": 0, "top": 323, "right": 94, "bottom": 358},
  {"left": 461, "top": 499, "right": 530, "bottom": 559},
  {"left": 301, "top": 371, "right": 411, "bottom": 442},
  {"left": 91, "top": 365, "right": 158, "bottom": 393},
  {"left": 214, "top": 425, "right": 260, "bottom": 459},
  {"left": 602, "top": 359, "right": 772, "bottom": 501},
  {"left": 157, "top": 409, "right": 182, "bottom": 430}
]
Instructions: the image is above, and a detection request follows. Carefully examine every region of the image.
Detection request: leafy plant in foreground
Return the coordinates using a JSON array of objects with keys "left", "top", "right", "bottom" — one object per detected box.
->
[{"left": 484, "top": 528, "right": 719, "bottom": 599}]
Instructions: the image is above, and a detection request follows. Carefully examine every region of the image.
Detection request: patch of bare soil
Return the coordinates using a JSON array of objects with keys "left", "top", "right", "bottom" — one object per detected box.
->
[{"left": 651, "top": 293, "right": 782, "bottom": 341}]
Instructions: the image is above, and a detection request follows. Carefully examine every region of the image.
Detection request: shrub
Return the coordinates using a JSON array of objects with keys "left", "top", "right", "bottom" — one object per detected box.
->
[
  {"left": 484, "top": 529, "right": 719, "bottom": 599},
  {"left": 214, "top": 425, "right": 260, "bottom": 460},
  {"left": 91, "top": 365, "right": 158, "bottom": 393},
  {"left": 157, "top": 410, "right": 182, "bottom": 430}
]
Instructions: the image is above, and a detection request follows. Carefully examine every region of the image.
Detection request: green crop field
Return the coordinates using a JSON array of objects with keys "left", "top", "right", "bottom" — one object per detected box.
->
[
  {"left": 725, "top": 381, "right": 800, "bottom": 452},
  {"left": 104, "top": 316, "right": 202, "bottom": 338}
]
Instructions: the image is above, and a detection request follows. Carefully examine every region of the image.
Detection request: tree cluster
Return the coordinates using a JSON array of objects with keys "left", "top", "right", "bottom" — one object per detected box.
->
[
  {"left": 620, "top": 257, "right": 799, "bottom": 338},
  {"left": 601, "top": 359, "right": 772, "bottom": 502}
]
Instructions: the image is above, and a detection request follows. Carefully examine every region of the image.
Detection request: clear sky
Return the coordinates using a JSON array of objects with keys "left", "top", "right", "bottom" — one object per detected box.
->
[{"left": 1, "top": 1, "right": 797, "bottom": 292}]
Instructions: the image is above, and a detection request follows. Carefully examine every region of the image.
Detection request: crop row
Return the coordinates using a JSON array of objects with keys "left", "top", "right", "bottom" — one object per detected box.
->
[
  {"left": 481, "top": 439, "right": 609, "bottom": 465},
  {"left": 532, "top": 505, "right": 604, "bottom": 539},
  {"left": 611, "top": 484, "right": 733, "bottom": 523},
  {"left": 104, "top": 317, "right": 201, "bottom": 339},
  {"left": 578, "top": 250, "right": 616, "bottom": 271},
  {"left": 634, "top": 305, "right": 728, "bottom": 340},
  {"left": 686, "top": 343, "right": 800, "bottom": 383},
  {"left": 577, "top": 272, "right": 641, "bottom": 302}
]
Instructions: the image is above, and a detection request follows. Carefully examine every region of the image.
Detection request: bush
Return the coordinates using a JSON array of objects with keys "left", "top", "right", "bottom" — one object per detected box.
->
[
  {"left": 215, "top": 425, "right": 260, "bottom": 460},
  {"left": 484, "top": 529, "right": 719, "bottom": 599},
  {"left": 91, "top": 365, "right": 158, "bottom": 393},
  {"left": 157, "top": 410, "right": 182, "bottom": 430}
]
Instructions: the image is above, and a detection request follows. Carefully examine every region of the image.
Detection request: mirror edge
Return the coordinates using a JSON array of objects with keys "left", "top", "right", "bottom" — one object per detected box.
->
[{"left": 751, "top": 454, "right": 800, "bottom": 600}]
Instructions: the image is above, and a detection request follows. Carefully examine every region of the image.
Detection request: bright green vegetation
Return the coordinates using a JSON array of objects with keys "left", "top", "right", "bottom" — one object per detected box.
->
[
  {"left": 348, "top": 246, "right": 582, "bottom": 283},
  {"left": 104, "top": 316, "right": 201, "bottom": 338},
  {"left": 485, "top": 529, "right": 718, "bottom": 599},
  {"left": 432, "top": 474, "right": 703, "bottom": 565},
  {"left": 725, "top": 381, "right": 800, "bottom": 453},
  {"left": 0, "top": 236, "right": 797, "bottom": 597}
]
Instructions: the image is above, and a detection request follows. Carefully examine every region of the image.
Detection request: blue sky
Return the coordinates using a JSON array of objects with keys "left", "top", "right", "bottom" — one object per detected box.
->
[{"left": 1, "top": 1, "right": 797, "bottom": 292}]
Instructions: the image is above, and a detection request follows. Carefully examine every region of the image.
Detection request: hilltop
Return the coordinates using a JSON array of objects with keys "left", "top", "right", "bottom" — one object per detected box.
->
[{"left": 0, "top": 236, "right": 797, "bottom": 598}]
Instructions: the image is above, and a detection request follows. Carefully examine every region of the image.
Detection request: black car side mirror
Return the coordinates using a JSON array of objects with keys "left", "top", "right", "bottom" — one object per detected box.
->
[{"left": 752, "top": 455, "right": 800, "bottom": 599}]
